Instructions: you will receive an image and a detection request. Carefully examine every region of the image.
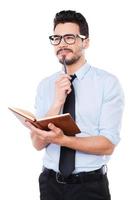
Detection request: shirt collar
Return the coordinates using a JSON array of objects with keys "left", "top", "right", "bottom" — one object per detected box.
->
[
  {"left": 75, "top": 62, "right": 91, "bottom": 80},
  {"left": 61, "top": 61, "right": 91, "bottom": 80}
]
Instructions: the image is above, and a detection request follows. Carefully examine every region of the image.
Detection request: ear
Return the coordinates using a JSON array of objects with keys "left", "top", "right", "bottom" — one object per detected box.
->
[{"left": 83, "top": 38, "right": 90, "bottom": 49}]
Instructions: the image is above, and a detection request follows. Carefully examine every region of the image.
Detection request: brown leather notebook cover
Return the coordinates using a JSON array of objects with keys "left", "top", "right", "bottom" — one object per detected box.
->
[{"left": 8, "top": 107, "right": 80, "bottom": 136}]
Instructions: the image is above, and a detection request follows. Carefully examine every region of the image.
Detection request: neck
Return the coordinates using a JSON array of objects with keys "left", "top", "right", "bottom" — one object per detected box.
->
[{"left": 66, "top": 57, "right": 86, "bottom": 75}]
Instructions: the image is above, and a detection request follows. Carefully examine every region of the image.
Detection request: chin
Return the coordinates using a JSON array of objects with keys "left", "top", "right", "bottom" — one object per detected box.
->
[{"left": 59, "top": 56, "right": 77, "bottom": 65}]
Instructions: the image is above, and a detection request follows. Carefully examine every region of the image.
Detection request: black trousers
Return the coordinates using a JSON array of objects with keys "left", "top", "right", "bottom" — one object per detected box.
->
[{"left": 39, "top": 168, "right": 111, "bottom": 200}]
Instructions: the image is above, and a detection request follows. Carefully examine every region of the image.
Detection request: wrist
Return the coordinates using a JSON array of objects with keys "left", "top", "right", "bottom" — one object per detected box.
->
[
  {"left": 58, "top": 134, "right": 71, "bottom": 147},
  {"left": 45, "top": 102, "right": 63, "bottom": 117}
]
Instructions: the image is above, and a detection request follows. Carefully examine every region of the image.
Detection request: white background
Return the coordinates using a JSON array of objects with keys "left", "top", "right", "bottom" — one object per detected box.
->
[{"left": 0, "top": 0, "right": 133, "bottom": 199}]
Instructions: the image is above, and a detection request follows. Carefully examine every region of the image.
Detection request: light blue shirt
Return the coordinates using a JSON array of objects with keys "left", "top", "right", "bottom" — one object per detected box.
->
[{"left": 35, "top": 62, "right": 124, "bottom": 173}]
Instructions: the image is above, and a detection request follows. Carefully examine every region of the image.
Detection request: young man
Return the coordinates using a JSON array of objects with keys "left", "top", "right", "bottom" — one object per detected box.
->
[{"left": 26, "top": 10, "right": 124, "bottom": 200}]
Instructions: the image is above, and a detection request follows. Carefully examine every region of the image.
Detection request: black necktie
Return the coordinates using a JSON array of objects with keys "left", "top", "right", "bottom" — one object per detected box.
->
[{"left": 59, "top": 74, "right": 76, "bottom": 177}]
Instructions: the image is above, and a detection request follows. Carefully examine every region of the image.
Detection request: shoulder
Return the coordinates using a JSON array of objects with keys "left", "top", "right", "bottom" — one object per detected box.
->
[
  {"left": 90, "top": 65, "right": 124, "bottom": 97},
  {"left": 90, "top": 66, "right": 123, "bottom": 90},
  {"left": 90, "top": 66, "right": 119, "bottom": 83}
]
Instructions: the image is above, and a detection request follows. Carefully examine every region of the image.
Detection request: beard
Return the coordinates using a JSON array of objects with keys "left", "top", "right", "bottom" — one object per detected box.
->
[
  {"left": 59, "top": 55, "right": 81, "bottom": 65},
  {"left": 57, "top": 47, "right": 83, "bottom": 66}
]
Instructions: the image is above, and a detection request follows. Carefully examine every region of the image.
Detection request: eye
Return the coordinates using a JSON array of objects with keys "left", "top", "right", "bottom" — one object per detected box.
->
[
  {"left": 65, "top": 35, "right": 75, "bottom": 40},
  {"left": 54, "top": 37, "right": 60, "bottom": 41}
]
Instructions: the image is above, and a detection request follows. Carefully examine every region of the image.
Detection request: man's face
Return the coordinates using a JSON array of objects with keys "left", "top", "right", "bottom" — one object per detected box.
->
[{"left": 53, "top": 23, "right": 88, "bottom": 65}]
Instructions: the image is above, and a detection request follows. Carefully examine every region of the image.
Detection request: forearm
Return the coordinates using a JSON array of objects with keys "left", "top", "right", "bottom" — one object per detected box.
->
[
  {"left": 59, "top": 135, "right": 115, "bottom": 155},
  {"left": 45, "top": 102, "right": 63, "bottom": 117}
]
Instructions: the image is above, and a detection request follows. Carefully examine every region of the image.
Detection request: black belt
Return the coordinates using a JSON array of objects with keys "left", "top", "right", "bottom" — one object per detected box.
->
[{"left": 43, "top": 166, "right": 107, "bottom": 184}]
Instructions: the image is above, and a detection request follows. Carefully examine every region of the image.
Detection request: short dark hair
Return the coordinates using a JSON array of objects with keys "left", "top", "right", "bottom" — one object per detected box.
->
[{"left": 53, "top": 10, "right": 89, "bottom": 38}]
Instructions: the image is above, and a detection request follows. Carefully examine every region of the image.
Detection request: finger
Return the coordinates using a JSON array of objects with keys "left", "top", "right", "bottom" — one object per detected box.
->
[
  {"left": 67, "top": 88, "right": 72, "bottom": 94},
  {"left": 60, "top": 83, "right": 71, "bottom": 90},
  {"left": 25, "top": 121, "right": 35, "bottom": 129},
  {"left": 48, "top": 123, "right": 61, "bottom": 133},
  {"left": 60, "top": 73, "right": 72, "bottom": 78},
  {"left": 60, "top": 77, "right": 71, "bottom": 84},
  {"left": 58, "top": 74, "right": 71, "bottom": 81},
  {"left": 25, "top": 121, "right": 40, "bottom": 132}
]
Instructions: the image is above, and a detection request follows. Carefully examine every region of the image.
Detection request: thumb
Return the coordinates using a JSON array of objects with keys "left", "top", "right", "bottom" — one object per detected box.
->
[{"left": 48, "top": 123, "right": 60, "bottom": 133}]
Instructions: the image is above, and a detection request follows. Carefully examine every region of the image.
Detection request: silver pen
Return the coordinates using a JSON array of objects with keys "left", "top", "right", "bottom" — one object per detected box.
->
[{"left": 62, "top": 56, "right": 67, "bottom": 74}]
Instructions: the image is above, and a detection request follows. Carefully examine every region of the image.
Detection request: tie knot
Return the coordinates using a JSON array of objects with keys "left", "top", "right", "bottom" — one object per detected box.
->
[{"left": 70, "top": 74, "right": 76, "bottom": 83}]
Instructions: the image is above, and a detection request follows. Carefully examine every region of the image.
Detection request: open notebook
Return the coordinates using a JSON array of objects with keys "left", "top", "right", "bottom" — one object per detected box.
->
[{"left": 8, "top": 107, "right": 80, "bottom": 136}]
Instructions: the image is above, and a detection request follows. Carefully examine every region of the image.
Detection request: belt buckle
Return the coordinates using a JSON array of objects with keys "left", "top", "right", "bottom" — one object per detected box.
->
[
  {"left": 56, "top": 173, "right": 67, "bottom": 184},
  {"left": 102, "top": 165, "right": 108, "bottom": 175}
]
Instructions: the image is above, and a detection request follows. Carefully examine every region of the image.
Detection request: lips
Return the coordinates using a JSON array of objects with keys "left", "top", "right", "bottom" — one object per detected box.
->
[{"left": 57, "top": 48, "right": 73, "bottom": 56}]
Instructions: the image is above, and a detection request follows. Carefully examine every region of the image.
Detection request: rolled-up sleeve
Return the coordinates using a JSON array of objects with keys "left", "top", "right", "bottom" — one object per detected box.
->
[{"left": 99, "top": 75, "right": 124, "bottom": 145}]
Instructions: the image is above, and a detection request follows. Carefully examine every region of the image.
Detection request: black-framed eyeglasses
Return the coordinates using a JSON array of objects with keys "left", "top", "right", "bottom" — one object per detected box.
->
[{"left": 49, "top": 34, "right": 86, "bottom": 46}]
